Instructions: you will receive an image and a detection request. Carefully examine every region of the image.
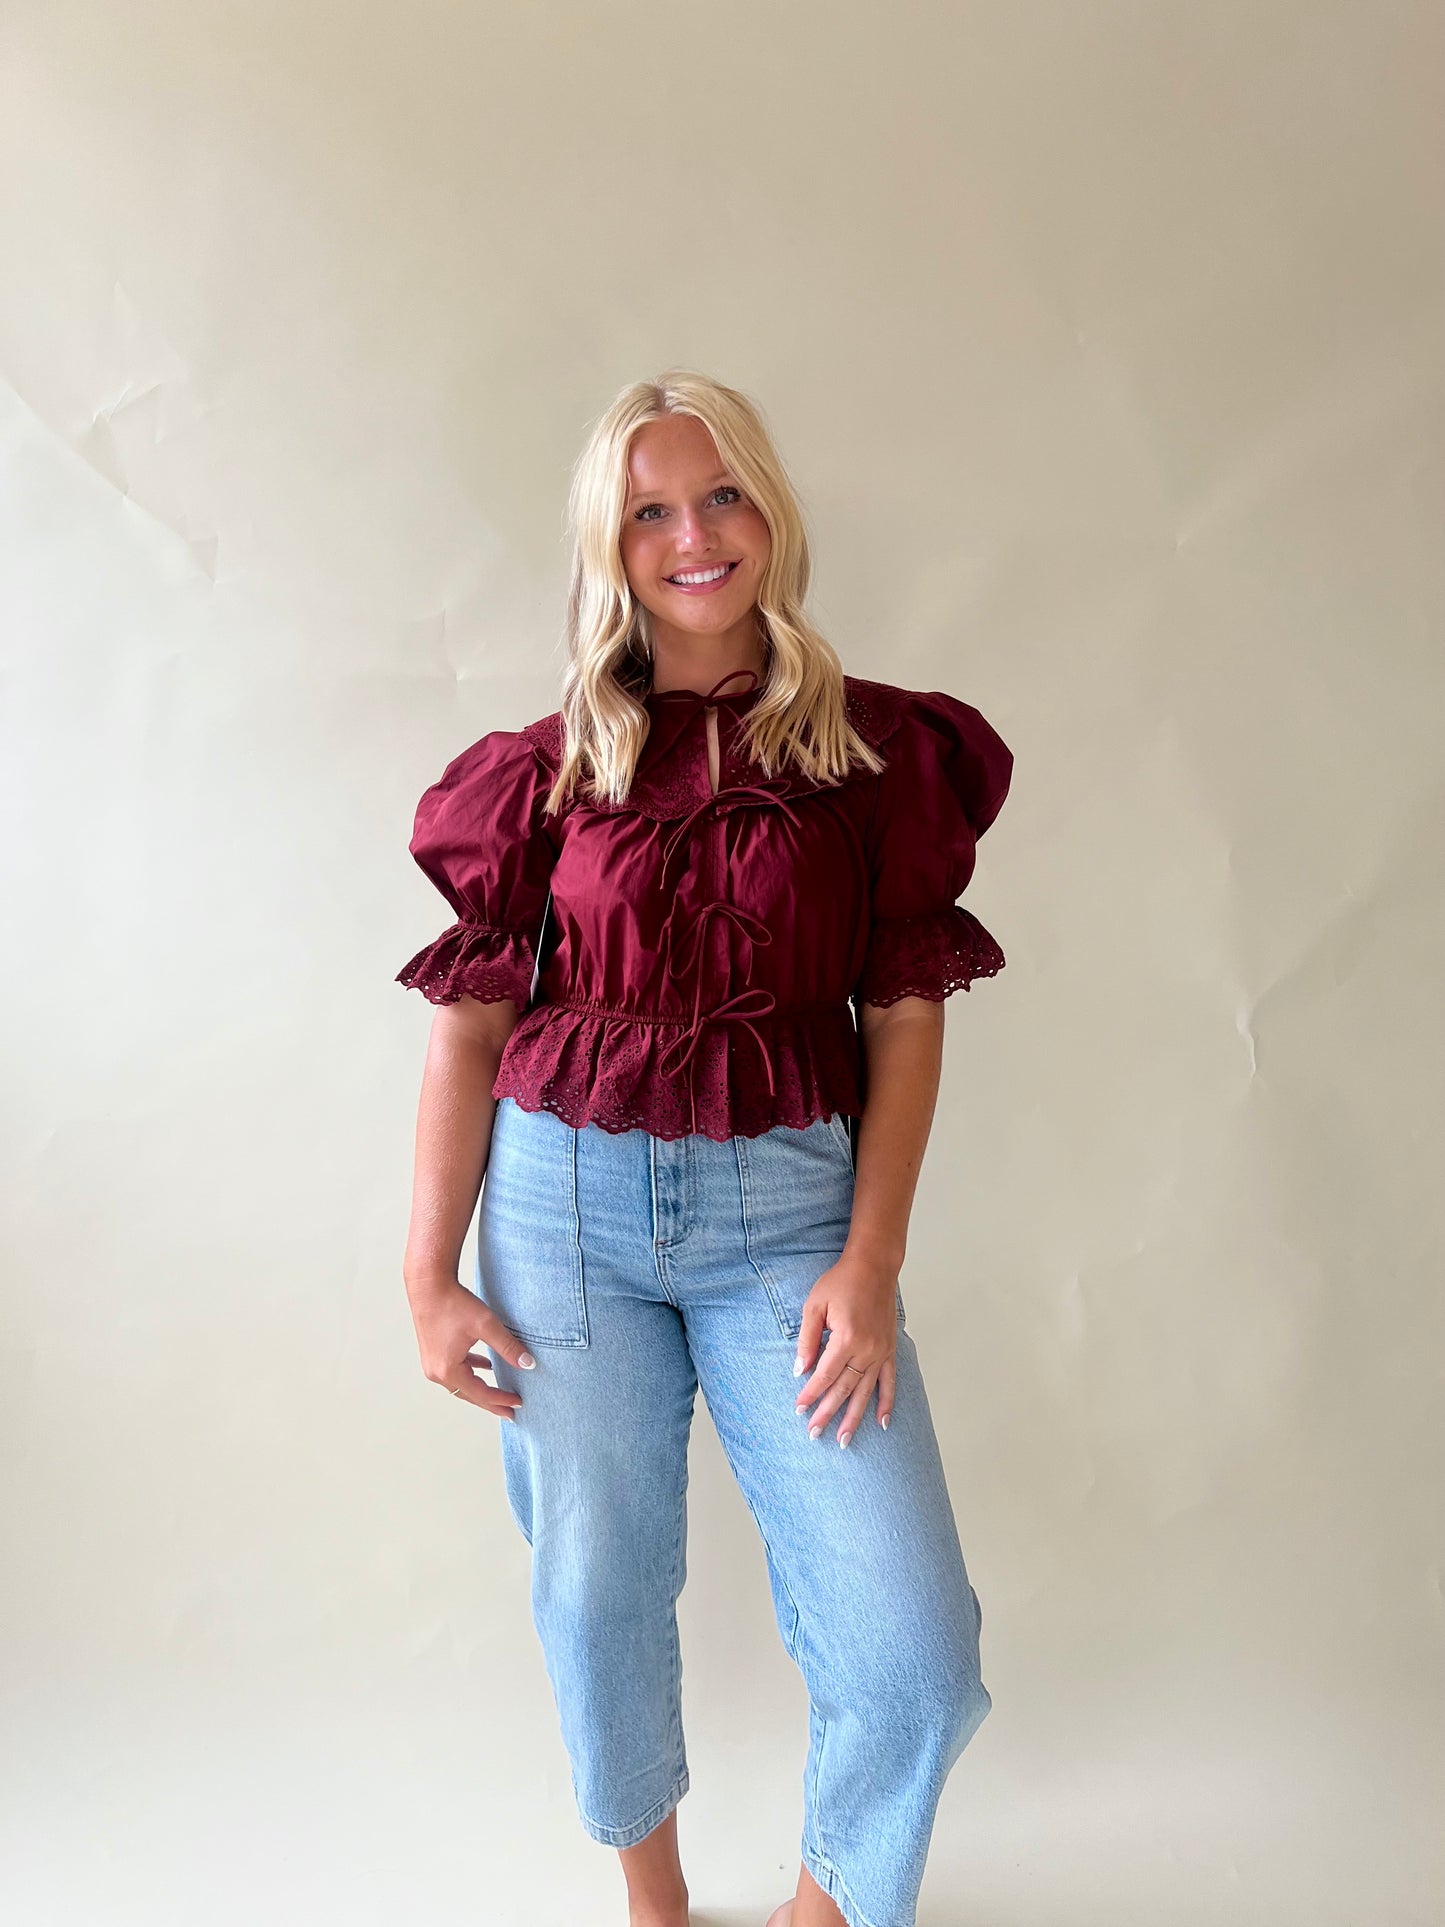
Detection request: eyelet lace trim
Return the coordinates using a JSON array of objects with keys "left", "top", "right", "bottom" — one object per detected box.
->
[
  {"left": 394, "top": 919, "right": 536, "bottom": 1007},
  {"left": 492, "top": 999, "right": 865, "bottom": 1144},
  {"left": 855, "top": 906, "right": 1006, "bottom": 1007}
]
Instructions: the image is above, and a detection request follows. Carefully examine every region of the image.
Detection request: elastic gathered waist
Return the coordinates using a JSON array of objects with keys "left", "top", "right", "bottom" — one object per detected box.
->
[{"left": 539, "top": 996, "right": 852, "bottom": 1024}]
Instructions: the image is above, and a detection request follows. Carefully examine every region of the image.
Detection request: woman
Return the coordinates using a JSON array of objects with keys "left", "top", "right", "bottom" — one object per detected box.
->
[{"left": 396, "top": 371, "right": 1013, "bottom": 1927}]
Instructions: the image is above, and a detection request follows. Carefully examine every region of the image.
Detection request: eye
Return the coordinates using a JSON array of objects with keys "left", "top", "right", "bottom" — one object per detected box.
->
[{"left": 631, "top": 484, "right": 744, "bottom": 523}]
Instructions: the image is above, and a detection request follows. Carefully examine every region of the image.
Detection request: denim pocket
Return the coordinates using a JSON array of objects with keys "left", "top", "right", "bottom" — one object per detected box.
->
[
  {"left": 737, "top": 1116, "right": 905, "bottom": 1339},
  {"left": 475, "top": 1099, "right": 589, "bottom": 1348}
]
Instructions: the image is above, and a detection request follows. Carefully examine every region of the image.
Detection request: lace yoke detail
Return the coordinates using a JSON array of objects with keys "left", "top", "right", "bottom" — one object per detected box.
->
[{"left": 519, "top": 672, "right": 911, "bottom": 821}]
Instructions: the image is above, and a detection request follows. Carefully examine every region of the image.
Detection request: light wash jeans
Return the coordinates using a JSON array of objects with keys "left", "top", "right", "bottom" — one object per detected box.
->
[{"left": 474, "top": 1094, "right": 992, "bottom": 1927}]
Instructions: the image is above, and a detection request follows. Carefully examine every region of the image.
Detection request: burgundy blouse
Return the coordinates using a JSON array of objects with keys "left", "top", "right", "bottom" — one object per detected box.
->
[{"left": 396, "top": 668, "right": 1013, "bottom": 1142}]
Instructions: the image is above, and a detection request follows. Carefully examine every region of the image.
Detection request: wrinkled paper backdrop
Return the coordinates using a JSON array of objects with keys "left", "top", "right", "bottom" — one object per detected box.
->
[{"left": 1, "top": 4, "right": 1441, "bottom": 1922}]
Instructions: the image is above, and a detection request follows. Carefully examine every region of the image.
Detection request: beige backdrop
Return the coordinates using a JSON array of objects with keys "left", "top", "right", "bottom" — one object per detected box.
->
[{"left": 2, "top": 4, "right": 1441, "bottom": 1923}]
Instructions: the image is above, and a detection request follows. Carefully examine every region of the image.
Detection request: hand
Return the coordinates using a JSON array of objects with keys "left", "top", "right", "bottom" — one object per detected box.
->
[
  {"left": 792, "top": 1250, "right": 900, "bottom": 1447},
  {"left": 406, "top": 1272, "right": 536, "bottom": 1421}
]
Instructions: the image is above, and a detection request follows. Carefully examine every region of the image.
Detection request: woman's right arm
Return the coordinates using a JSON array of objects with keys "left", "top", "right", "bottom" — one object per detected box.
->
[{"left": 402, "top": 996, "right": 539, "bottom": 1419}]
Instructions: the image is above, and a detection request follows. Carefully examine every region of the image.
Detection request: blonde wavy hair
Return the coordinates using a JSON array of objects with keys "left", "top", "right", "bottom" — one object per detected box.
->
[{"left": 541, "top": 369, "right": 886, "bottom": 814}]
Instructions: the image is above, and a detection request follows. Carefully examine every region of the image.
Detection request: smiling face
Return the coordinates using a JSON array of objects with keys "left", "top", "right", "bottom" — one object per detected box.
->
[{"left": 619, "top": 414, "right": 773, "bottom": 661}]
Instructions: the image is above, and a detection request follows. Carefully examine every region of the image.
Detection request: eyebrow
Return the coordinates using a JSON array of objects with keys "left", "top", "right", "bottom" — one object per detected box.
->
[{"left": 627, "top": 470, "right": 733, "bottom": 506}]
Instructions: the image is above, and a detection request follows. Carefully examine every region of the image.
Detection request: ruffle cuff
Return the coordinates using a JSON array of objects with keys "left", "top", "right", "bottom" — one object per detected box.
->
[
  {"left": 855, "top": 905, "right": 1005, "bottom": 1007},
  {"left": 395, "top": 919, "right": 537, "bottom": 1008}
]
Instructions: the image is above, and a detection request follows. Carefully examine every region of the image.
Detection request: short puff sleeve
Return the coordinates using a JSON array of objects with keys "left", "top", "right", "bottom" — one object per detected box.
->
[
  {"left": 853, "top": 690, "right": 1014, "bottom": 1008},
  {"left": 395, "top": 728, "right": 559, "bottom": 1008}
]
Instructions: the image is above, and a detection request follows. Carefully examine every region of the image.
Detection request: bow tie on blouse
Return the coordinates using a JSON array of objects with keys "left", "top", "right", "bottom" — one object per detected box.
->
[{"left": 648, "top": 668, "right": 806, "bottom": 1135}]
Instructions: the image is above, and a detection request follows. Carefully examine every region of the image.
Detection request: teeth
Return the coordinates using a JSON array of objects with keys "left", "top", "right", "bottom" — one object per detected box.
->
[{"left": 669, "top": 564, "right": 731, "bottom": 585}]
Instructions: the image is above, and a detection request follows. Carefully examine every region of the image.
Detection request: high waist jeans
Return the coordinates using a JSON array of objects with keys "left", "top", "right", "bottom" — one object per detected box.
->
[{"left": 474, "top": 1094, "right": 992, "bottom": 1927}]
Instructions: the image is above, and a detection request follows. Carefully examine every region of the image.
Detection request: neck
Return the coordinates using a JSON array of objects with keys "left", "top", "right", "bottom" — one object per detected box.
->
[{"left": 647, "top": 619, "right": 769, "bottom": 696}]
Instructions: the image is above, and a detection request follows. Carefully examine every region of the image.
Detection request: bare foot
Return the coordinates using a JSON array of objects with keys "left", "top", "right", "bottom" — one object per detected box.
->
[{"left": 768, "top": 1865, "right": 844, "bottom": 1927}]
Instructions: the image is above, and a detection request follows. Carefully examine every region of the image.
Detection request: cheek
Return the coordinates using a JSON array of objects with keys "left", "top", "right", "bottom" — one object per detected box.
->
[
  {"left": 619, "top": 525, "right": 660, "bottom": 587},
  {"left": 739, "top": 506, "right": 772, "bottom": 565}
]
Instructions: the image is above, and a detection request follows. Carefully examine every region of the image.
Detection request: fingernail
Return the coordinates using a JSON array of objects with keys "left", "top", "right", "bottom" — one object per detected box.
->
[
  {"left": 793, "top": 1357, "right": 805, "bottom": 1376},
  {"left": 808, "top": 1424, "right": 823, "bottom": 1440},
  {"left": 518, "top": 1352, "right": 536, "bottom": 1370},
  {"left": 880, "top": 1413, "right": 890, "bottom": 1430},
  {"left": 839, "top": 1431, "right": 851, "bottom": 1449}
]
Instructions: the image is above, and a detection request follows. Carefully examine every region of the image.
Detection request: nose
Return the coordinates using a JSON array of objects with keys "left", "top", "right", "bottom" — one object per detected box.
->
[{"left": 673, "top": 502, "right": 718, "bottom": 555}]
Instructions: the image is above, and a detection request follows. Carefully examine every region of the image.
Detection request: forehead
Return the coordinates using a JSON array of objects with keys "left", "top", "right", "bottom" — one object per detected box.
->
[{"left": 625, "top": 414, "right": 726, "bottom": 495}]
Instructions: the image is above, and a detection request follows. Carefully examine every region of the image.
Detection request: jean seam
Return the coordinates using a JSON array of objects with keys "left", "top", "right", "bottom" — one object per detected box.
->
[
  {"left": 576, "top": 1767, "right": 690, "bottom": 1848},
  {"left": 569, "top": 1434, "right": 690, "bottom": 1851},
  {"left": 738, "top": 1487, "right": 805, "bottom": 1664},
  {"left": 479, "top": 1105, "right": 590, "bottom": 1348},
  {"left": 568, "top": 1115, "right": 589, "bottom": 1343},
  {"left": 665, "top": 1382, "right": 689, "bottom": 1785},
  {"left": 578, "top": 1334, "right": 691, "bottom": 1839},
  {"left": 731, "top": 1134, "right": 794, "bottom": 1339},
  {"left": 809, "top": 1704, "right": 829, "bottom": 1887},
  {"left": 800, "top": 1842, "right": 885, "bottom": 1927}
]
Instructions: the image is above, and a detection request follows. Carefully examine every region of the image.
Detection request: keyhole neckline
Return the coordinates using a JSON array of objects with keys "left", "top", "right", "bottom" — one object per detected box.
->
[{"left": 645, "top": 666, "right": 762, "bottom": 704}]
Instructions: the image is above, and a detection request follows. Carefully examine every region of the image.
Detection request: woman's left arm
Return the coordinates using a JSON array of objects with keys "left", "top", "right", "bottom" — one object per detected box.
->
[
  {"left": 796, "top": 685, "right": 1014, "bottom": 1447},
  {"left": 793, "top": 997, "right": 943, "bottom": 1446}
]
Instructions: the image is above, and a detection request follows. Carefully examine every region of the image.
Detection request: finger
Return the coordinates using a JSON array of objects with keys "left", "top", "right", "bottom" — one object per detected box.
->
[
  {"left": 876, "top": 1355, "right": 896, "bottom": 1431},
  {"left": 477, "top": 1323, "right": 538, "bottom": 1374},
  {"left": 835, "top": 1368, "right": 881, "bottom": 1450},
  {"left": 447, "top": 1363, "right": 525, "bottom": 1421},
  {"left": 794, "top": 1330, "right": 849, "bottom": 1413},
  {"left": 795, "top": 1322, "right": 861, "bottom": 1409},
  {"left": 793, "top": 1305, "right": 827, "bottom": 1379},
  {"left": 804, "top": 1365, "right": 873, "bottom": 1439},
  {"left": 797, "top": 1340, "right": 869, "bottom": 1434}
]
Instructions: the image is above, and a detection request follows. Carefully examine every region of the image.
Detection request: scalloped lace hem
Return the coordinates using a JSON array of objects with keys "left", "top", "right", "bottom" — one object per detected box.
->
[
  {"left": 495, "top": 1088, "right": 859, "bottom": 1145},
  {"left": 395, "top": 919, "right": 536, "bottom": 1007},
  {"left": 855, "top": 905, "right": 1006, "bottom": 1008},
  {"left": 491, "top": 1002, "right": 864, "bottom": 1143}
]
